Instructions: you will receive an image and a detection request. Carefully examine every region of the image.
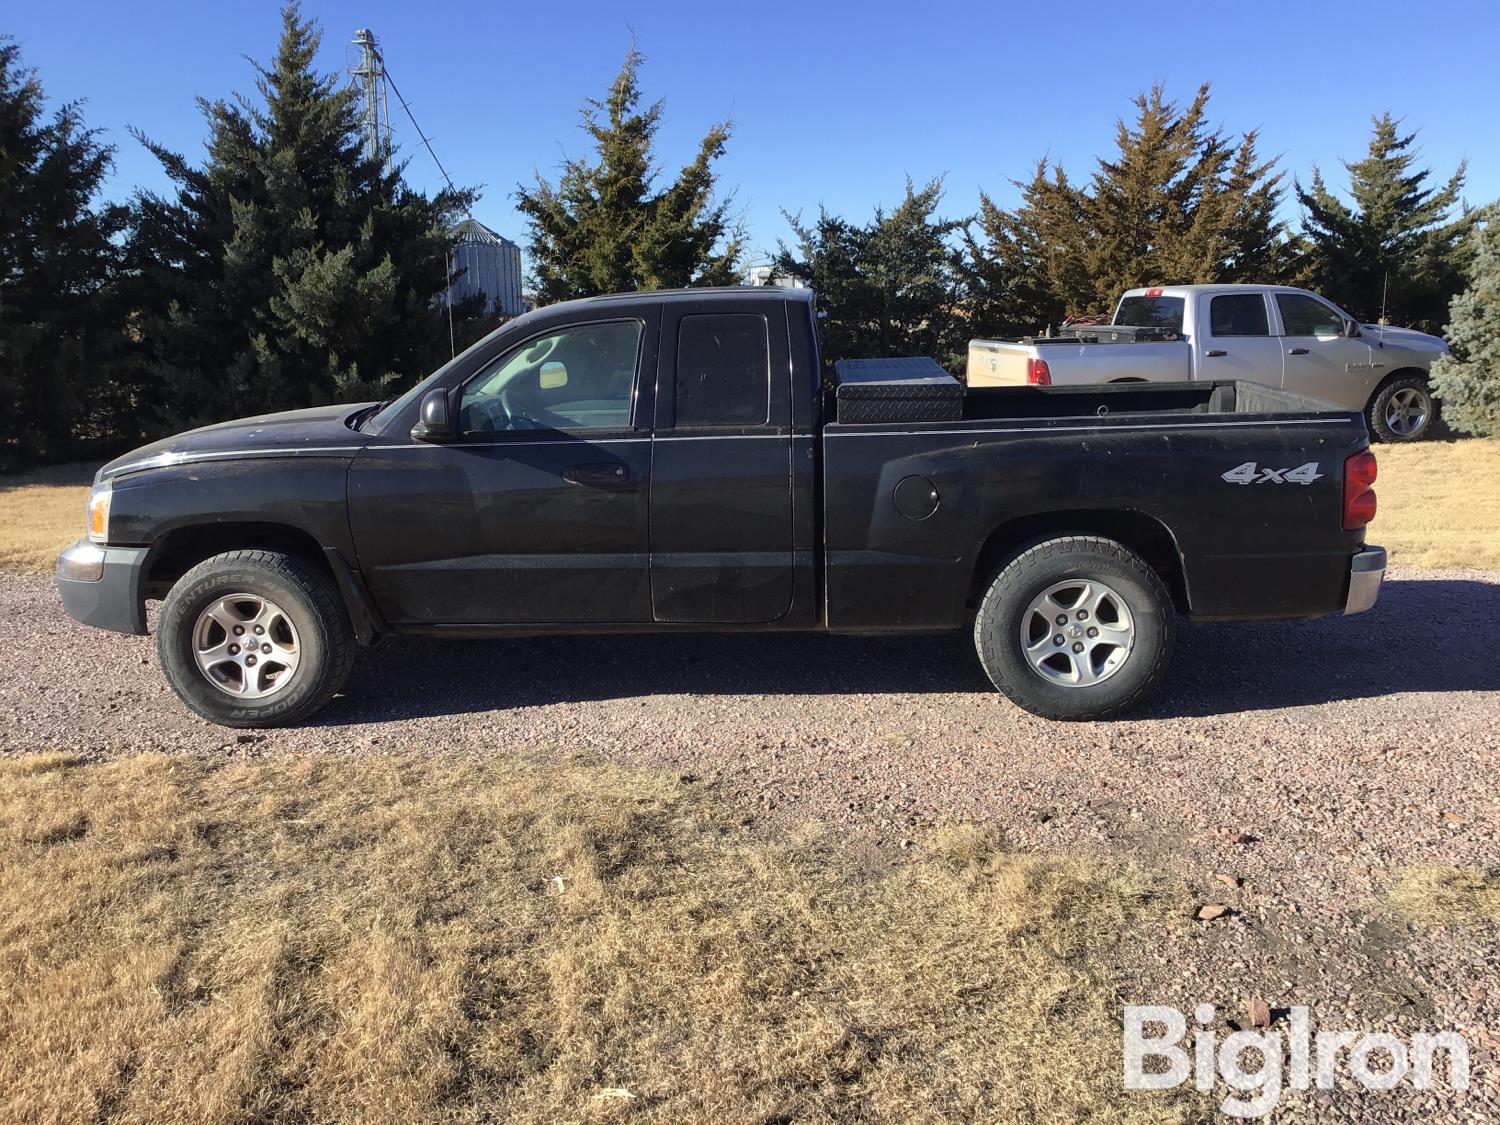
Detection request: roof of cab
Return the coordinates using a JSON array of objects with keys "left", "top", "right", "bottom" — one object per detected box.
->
[
  {"left": 1119, "top": 284, "right": 1309, "bottom": 297},
  {"left": 460, "top": 286, "right": 814, "bottom": 358},
  {"left": 549, "top": 285, "right": 814, "bottom": 312}
]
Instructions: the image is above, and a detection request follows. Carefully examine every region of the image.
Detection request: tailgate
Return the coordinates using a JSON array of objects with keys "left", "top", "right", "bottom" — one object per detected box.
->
[{"left": 966, "top": 340, "right": 1033, "bottom": 387}]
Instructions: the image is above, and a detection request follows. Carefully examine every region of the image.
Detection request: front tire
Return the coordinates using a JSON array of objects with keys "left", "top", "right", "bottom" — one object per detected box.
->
[
  {"left": 156, "top": 550, "right": 354, "bottom": 728},
  {"left": 973, "top": 536, "right": 1174, "bottom": 720},
  {"left": 1368, "top": 375, "right": 1435, "bottom": 442}
]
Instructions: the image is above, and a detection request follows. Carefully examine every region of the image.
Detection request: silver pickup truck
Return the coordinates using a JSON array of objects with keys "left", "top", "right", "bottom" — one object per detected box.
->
[{"left": 967, "top": 284, "right": 1449, "bottom": 442}]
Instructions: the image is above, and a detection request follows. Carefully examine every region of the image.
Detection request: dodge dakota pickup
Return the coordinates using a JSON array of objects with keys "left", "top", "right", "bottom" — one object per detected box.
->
[
  {"left": 967, "top": 284, "right": 1448, "bottom": 443},
  {"left": 56, "top": 287, "right": 1386, "bottom": 728}
]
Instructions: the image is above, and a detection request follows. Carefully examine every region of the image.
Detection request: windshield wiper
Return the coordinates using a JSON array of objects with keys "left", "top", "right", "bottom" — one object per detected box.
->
[{"left": 351, "top": 397, "right": 397, "bottom": 432}]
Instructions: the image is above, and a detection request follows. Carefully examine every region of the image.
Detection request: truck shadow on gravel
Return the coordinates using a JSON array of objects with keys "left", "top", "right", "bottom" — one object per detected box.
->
[
  {"left": 1137, "top": 576, "right": 1500, "bottom": 718},
  {"left": 319, "top": 577, "right": 1499, "bottom": 724}
]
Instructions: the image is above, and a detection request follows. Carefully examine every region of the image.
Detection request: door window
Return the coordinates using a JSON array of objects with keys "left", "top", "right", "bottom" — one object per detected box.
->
[
  {"left": 674, "top": 314, "right": 770, "bottom": 427},
  {"left": 1208, "top": 294, "right": 1270, "bottom": 337},
  {"left": 1276, "top": 293, "right": 1345, "bottom": 338},
  {"left": 459, "top": 320, "right": 641, "bottom": 434}
]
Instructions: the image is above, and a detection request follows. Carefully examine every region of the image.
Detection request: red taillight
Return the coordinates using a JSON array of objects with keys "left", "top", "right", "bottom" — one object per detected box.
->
[
  {"left": 1027, "top": 357, "right": 1052, "bottom": 386},
  {"left": 1343, "top": 448, "right": 1378, "bottom": 530}
]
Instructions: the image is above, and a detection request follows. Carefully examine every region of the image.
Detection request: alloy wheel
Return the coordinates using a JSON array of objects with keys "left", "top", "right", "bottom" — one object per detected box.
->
[
  {"left": 1384, "top": 387, "right": 1430, "bottom": 437},
  {"left": 1019, "top": 579, "right": 1136, "bottom": 687},
  {"left": 192, "top": 593, "right": 301, "bottom": 698}
]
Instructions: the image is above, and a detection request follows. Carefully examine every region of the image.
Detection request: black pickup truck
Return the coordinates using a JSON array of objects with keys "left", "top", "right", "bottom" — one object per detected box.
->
[{"left": 57, "top": 287, "right": 1386, "bottom": 727}]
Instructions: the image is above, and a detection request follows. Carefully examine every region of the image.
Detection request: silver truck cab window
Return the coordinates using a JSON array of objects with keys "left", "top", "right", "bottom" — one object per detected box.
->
[
  {"left": 1115, "top": 295, "right": 1184, "bottom": 332},
  {"left": 1209, "top": 294, "right": 1270, "bottom": 337},
  {"left": 1276, "top": 293, "right": 1345, "bottom": 337}
]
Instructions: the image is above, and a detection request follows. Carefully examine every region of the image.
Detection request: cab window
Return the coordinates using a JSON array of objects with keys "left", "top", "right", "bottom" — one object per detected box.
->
[
  {"left": 674, "top": 313, "right": 770, "bottom": 427},
  {"left": 1208, "top": 294, "right": 1270, "bottom": 337},
  {"left": 1115, "top": 295, "right": 1184, "bottom": 332},
  {"left": 1276, "top": 293, "right": 1345, "bottom": 338},
  {"left": 458, "top": 320, "right": 641, "bottom": 434}
]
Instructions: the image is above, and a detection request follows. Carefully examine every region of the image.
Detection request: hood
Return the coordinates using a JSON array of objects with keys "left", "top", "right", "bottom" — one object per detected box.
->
[
  {"left": 99, "top": 403, "right": 375, "bottom": 482},
  {"left": 1360, "top": 324, "right": 1449, "bottom": 354}
]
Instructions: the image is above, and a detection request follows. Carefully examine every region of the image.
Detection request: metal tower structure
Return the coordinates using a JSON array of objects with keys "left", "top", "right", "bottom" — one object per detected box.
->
[
  {"left": 350, "top": 29, "right": 391, "bottom": 167},
  {"left": 346, "top": 26, "right": 516, "bottom": 354}
]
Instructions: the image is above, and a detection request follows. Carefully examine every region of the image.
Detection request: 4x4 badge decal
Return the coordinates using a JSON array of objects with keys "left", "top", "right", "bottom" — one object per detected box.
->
[{"left": 1221, "top": 461, "right": 1324, "bottom": 486}]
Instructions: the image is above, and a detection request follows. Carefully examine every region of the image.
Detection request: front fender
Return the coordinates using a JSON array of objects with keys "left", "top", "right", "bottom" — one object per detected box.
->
[{"left": 107, "top": 457, "right": 359, "bottom": 557}]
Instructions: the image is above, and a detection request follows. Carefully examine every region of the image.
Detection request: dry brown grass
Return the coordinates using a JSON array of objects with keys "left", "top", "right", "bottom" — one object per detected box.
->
[
  {"left": 0, "top": 752, "right": 1195, "bottom": 1125},
  {"left": 1376, "top": 437, "right": 1500, "bottom": 569},
  {"left": 1389, "top": 866, "right": 1500, "bottom": 926},
  {"left": 0, "top": 463, "right": 92, "bottom": 572}
]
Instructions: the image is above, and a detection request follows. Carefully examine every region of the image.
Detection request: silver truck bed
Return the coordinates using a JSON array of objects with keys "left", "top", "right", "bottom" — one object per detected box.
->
[{"left": 967, "top": 336, "right": 1192, "bottom": 387}]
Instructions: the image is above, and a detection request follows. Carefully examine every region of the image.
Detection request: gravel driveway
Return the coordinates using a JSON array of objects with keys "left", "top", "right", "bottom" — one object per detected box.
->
[{"left": 4, "top": 565, "right": 1498, "bottom": 1119}]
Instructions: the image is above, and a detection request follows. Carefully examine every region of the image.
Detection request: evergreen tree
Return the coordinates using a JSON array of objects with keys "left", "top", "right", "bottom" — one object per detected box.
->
[
  {"left": 964, "top": 85, "right": 1291, "bottom": 331},
  {"left": 961, "top": 160, "right": 1082, "bottom": 337},
  {"left": 0, "top": 39, "right": 128, "bottom": 469},
  {"left": 126, "top": 5, "right": 473, "bottom": 429},
  {"left": 1430, "top": 207, "right": 1500, "bottom": 436},
  {"left": 1216, "top": 132, "right": 1299, "bottom": 284},
  {"left": 775, "top": 179, "right": 965, "bottom": 368},
  {"left": 1080, "top": 85, "right": 1290, "bottom": 310},
  {"left": 1296, "top": 113, "right": 1471, "bottom": 331},
  {"left": 516, "top": 45, "right": 742, "bottom": 303},
  {"left": 772, "top": 209, "right": 867, "bottom": 366},
  {"left": 1083, "top": 84, "right": 1222, "bottom": 307}
]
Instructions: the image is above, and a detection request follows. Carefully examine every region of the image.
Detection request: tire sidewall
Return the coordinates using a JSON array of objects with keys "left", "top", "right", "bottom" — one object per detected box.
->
[
  {"left": 1369, "top": 377, "right": 1435, "bottom": 443},
  {"left": 975, "top": 540, "right": 1172, "bottom": 720},
  {"left": 157, "top": 559, "right": 337, "bottom": 727}
]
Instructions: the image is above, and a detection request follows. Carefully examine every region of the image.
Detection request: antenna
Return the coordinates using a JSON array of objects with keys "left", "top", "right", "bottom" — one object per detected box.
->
[{"left": 1379, "top": 271, "right": 1389, "bottom": 326}]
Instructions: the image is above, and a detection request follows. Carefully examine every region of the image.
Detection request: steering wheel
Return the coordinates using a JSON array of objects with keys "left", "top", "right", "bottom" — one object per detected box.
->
[
  {"left": 499, "top": 384, "right": 569, "bottom": 431},
  {"left": 459, "top": 389, "right": 569, "bottom": 434},
  {"left": 459, "top": 396, "right": 510, "bottom": 434}
]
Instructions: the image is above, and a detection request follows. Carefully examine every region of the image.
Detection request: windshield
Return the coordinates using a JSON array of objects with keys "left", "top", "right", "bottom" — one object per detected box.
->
[{"left": 1114, "top": 295, "right": 1185, "bottom": 332}]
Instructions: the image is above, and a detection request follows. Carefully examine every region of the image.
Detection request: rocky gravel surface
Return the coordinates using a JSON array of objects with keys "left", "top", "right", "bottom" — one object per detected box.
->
[{"left": 4, "top": 565, "right": 1498, "bottom": 1121}]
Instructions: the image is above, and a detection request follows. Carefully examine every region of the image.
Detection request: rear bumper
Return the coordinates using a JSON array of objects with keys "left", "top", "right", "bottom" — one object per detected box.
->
[
  {"left": 1344, "top": 545, "right": 1386, "bottom": 615},
  {"left": 55, "top": 539, "right": 150, "bottom": 635}
]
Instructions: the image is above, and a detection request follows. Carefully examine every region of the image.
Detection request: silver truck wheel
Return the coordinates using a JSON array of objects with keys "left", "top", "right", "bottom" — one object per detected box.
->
[
  {"left": 1020, "top": 579, "right": 1136, "bottom": 687},
  {"left": 1383, "top": 387, "right": 1430, "bottom": 437},
  {"left": 974, "top": 535, "right": 1174, "bottom": 720},
  {"left": 1368, "top": 376, "right": 1435, "bottom": 442},
  {"left": 192, "top": 593, "right": 302, "bottom": 699},
  {"left": 157, "top": 550, "right": 353, "bottom": 728}
]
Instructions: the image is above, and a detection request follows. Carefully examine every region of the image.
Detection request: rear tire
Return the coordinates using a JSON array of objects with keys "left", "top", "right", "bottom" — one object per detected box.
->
[
  {"left": 973, "top": 536, "right": 1174, "bottom": 720},
  {"left": 1368, "top": 375, "right": 1435, "bottom": 442},
  {"left": 156, "top": 550, "right": 354, "bottom": 728}
]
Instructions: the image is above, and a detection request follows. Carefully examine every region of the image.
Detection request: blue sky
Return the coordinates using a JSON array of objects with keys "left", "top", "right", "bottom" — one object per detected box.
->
[{"left": 8, "top": 0, "right": 1498, "bottom": 270}]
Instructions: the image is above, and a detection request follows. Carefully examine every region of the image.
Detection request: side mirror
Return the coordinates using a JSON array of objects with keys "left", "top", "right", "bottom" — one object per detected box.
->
[
  {"left": 1345, "top": 319, "right": 1361, "bottom": 338},
  {"left": 539, "top": 360, "right": 568, "bottom": 390},
  {"left": 410, "top": 388, "right": 454, "bottom": 442}
]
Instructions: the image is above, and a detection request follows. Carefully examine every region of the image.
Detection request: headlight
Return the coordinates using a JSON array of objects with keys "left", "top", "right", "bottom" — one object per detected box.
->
[{"left": 87, "top": 481, "right": 112, "bottom": 544}]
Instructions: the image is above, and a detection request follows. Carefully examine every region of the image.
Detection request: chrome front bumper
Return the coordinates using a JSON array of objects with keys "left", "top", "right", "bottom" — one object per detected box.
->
[{"left": 1344, "top": 546, "right": 1386, "bottom": 615}]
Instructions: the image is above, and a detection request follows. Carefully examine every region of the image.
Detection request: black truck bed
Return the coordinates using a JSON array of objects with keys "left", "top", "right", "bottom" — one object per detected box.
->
[
  {"left": 831, "top": 360, "right": 1346, "bottom": 426},
  {"left": 959, "top": 380, "right": 1342, "bottom": 422}
]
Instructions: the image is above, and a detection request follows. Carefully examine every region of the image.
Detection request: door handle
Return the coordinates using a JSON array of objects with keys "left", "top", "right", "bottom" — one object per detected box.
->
[
  {"left": 563, "top": 462, "right": 630, "bottom": 487},
  {"left": 1205, "top": 349, "right": 1227, "bottom": 357},
  {"left": 1287, "top": 347, "right": 1309, "bottom": 355}
]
